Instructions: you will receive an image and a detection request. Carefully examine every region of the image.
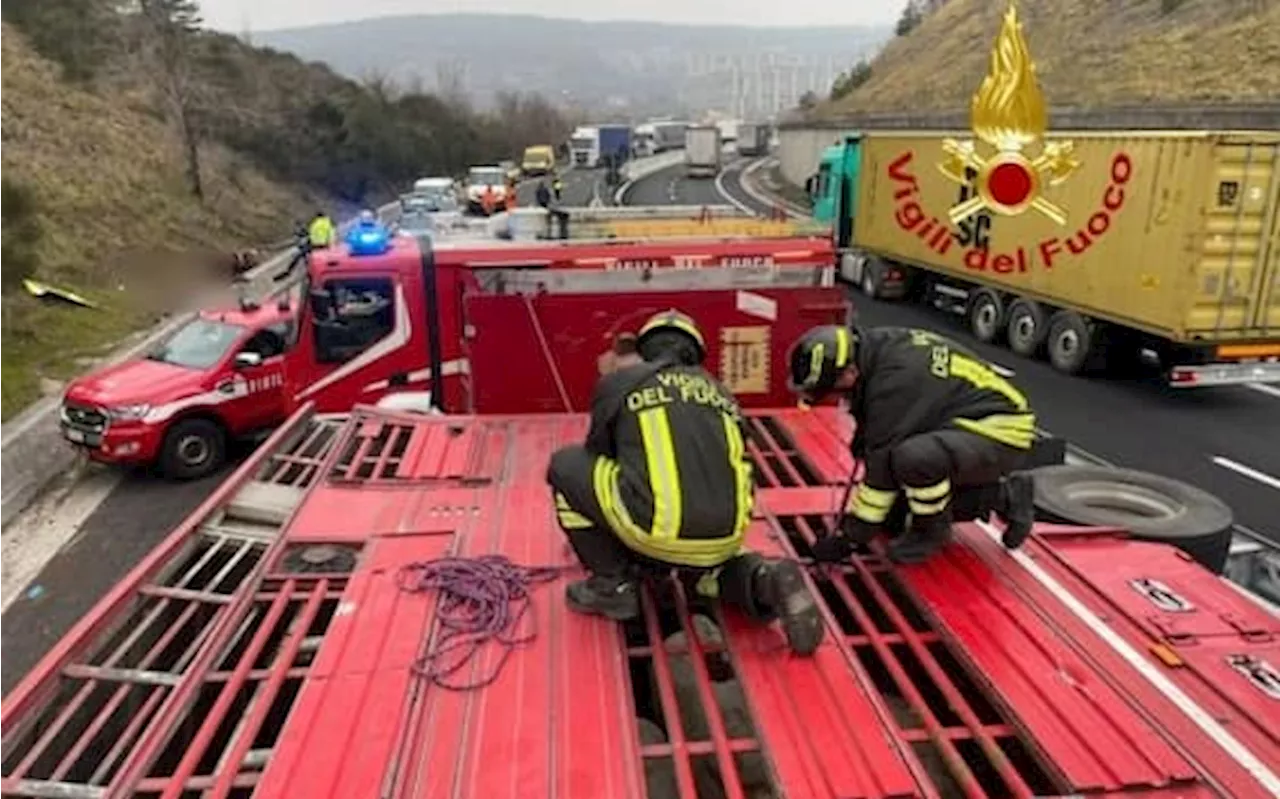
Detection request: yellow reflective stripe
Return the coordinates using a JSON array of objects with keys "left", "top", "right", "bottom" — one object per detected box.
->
[
  {"left": 848, "top": 483, "right": 897, "bottom": 524},
  {"left": 835, "top": 327, "right": 851, "bottom": 368},
  {"left": 953, "top": 412, "right": 1036, "bottom": 449},
  {"left": 555, "top": 492, "right": 571, "bottom": 510},
  {"left": 904, "top": 479, "right": 951, "bottom": 502},
  {"left": 593, "top": 456, "right": 743, "bottom": 569},
  {"left": 722, "top": 414, "right": 754, "bottom": 537},
  {"left": 639, "top": 408, "right": 682, "bottom": 539},
  {"left": 806, "top": 342, "right": 826, "bottom": 387},
  {"left": 907, "top": 496, "right": 950, "bottom": 516},
  {"left": 948, "top": 354, "right": 1029, "bottom": 411},
  {"left": 557, "top": 509, "right": 594, "bottom": 529}
]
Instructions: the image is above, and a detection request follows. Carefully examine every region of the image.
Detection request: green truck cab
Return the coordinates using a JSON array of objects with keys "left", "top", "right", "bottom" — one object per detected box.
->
[{"left": 808, "top": 134, "right": 909, "bottom": 299}]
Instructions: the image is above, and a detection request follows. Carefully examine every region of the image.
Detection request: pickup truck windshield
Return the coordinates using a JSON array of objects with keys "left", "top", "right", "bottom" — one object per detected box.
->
[{"left": 148, "top": 318, "right": 245, "bottom": 370}]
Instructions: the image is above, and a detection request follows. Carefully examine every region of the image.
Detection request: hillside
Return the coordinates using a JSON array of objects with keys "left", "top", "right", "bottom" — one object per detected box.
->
[
  {"left": 814, "top": 0, "right": 1280, "bottom": 118},
  {"left": 257, "top": 14, "right": 890, "bottom": 119},
  {"left": 0, "top": 22, "right": 316, "bottom": 419},
  {"left": 1, "top": 5, "right": 573, "bottom": 421}
]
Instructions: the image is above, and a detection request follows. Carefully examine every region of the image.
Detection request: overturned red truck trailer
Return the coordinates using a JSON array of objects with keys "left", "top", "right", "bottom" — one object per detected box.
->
[{"left": 5, "top": 403, "right": 1279, "bottom": 793}]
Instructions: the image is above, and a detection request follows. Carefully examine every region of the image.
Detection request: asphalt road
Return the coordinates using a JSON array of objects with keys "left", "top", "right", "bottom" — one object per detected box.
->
[
  {"left": 709, "top": 158, "right": 1280, "bottom": 547},
  {"left": 620, "top": 159, "right": 729, "bottom": 207},
  {"left": 515, "top": 166, "right": 613, "bottom": 207}
]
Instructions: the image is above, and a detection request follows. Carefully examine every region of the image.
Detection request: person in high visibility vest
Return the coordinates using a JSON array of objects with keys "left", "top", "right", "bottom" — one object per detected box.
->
[
  {"left": 552, "top": 175, "right": 564, "bottom": 201},
  {"left": 308, "top": 211, "right": 336, "bottom": 248},
  {"left": 504, "top": 177, "right": 518, "bottom": 211},
  {"left": 481, "top": 185, "right": 497, "bottom": 216}
]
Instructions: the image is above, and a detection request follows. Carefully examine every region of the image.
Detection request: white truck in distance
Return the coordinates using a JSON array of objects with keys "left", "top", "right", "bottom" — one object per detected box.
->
[{"left": 684, "top": 125, "right": 721, "bottom": 179}]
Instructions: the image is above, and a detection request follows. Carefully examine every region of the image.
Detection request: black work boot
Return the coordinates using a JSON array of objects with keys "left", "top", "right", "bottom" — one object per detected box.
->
[
  {"left": 565, "top": 575, "right": 639, "bottom": 621},
  {"left": 758, "top": 560, "right": 824, "bottom": 656},
  {"left": 1000, "top": 471, "right": 1036, "bottom": 549},
  {"left": 888, "top": 513, "right": 954, "bottom": 565}
]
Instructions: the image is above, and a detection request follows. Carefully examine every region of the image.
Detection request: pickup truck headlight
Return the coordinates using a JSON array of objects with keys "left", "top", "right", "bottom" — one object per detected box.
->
[{"left": 107, "top": 404, "right": 151, "bottom": 421}]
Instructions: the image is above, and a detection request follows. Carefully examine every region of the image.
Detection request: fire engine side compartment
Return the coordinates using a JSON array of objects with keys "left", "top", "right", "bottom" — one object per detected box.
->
[
  {"left": 852, "top": 130, "right": 1280, "bottom": 344},
  {"left": 462, "top": 282, "right": 848, "bottom": 413}
]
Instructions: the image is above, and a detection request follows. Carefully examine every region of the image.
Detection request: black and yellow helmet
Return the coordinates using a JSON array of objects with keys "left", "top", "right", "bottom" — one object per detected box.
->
[
  {"left": 636, "top": 309, "right": 706, "bottom": 364},
  {"left": 787, "top": 325, "right": 858, "bottom": 396}
]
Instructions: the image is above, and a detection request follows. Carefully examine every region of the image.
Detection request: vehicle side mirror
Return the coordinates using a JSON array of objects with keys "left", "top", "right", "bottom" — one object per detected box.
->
[
  {"left": 309, "top": 289, "right": 330, "bottom": 315},
  {"left": 235, "top": 351, "right": 264, "bottom": 369},
  {"left": 804, "top": 175, "right": 816, "bottom": 196}
]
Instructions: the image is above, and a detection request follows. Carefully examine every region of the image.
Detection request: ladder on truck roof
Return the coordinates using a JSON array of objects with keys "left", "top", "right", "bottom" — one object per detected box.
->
[{"left": 469, "top": 260, "right": 836, "bottom": 296}]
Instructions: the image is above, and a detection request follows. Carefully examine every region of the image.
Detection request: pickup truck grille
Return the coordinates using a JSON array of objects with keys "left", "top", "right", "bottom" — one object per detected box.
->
[{"left": 62, "top": 403, "right": 107, "bottom": 432}]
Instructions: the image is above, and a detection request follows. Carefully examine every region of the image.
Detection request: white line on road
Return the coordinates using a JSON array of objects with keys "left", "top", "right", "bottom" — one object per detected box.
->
[
  {"left": 2, "top": 466, "right": 122, "bottom": 612},
  {"left": 713, "top": 161, "right": 755, "bottom": 215},
  {"left": 1247, "top": 382, "right": 1280, "bottom": 400},
  {"left": 1212, "top": 456, "right": 1280, "bottom": 491}
]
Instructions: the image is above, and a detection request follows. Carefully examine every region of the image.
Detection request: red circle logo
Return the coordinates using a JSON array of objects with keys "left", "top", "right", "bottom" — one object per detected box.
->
[{"left": 987, "top": 161, "right": 1034, "bottom": 207}]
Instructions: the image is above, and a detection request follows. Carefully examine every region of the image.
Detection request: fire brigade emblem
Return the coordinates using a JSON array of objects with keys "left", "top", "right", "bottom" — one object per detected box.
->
[{"left": 939, "top": 2, "right": 1079, "bottom": 225}]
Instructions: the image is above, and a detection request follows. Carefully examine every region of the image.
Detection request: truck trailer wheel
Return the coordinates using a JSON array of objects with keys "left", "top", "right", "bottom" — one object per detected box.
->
[
  {"left": 160, "top": 418, "right": 227, "bottom": 481},
  {"left": 858, "top": 258, "right": 884, "bottom": 299},
  {"left": 1005, "top": 299, "right": 1046, "bottom": 358},
  {"left": 1030, "top": 465, "right": 1234, "bottom": 574},
  {"left": 1046, "top": 311, "right": 1098, "bottom": 375},
  {"left": 968, "top": 290, "right": 1004, "bottom": 344}
]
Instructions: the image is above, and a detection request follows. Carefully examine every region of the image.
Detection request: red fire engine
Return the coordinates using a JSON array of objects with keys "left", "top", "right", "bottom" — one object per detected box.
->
[
  {"left": 6, "top": 387, "right": 1277, "bottom": 797},
  {"left": 59, "top": 224, "right": 838, "bottom": 478}
]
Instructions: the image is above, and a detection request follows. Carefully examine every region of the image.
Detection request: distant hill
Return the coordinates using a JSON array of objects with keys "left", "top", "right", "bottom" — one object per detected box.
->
[
  {"left": 811, "top": 0, "right": 1280, "bottom": 119},
  {"left": 256, "top": 14, "right": 890, "bottom": 118}
]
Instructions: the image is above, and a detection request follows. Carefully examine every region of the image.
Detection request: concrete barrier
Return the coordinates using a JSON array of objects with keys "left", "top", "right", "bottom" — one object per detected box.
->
[
  {"left": 0, "top": 203, "right": 395, "bottom": 530},
  {"left": 776, "top": 102, "right": 1280, "bottom": 191},
  {"left": 614, "top": 150, "right": 688, "bottom": 204}
]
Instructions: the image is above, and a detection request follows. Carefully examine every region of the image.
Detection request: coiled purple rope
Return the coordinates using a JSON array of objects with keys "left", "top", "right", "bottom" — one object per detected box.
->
[{"left": 397, "top": 555, "right": 568, "bottom": 691}]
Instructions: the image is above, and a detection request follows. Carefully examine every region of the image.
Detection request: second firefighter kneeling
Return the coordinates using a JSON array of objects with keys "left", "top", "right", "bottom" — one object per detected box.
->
[{"left": 786, "top": 325, "right": 1037, "bottom": 565}]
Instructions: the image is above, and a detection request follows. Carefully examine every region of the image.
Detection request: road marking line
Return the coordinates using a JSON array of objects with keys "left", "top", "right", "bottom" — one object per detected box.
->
[
  {"left": 974, "top": 517, "right": 1280, "bottom": 795},
  {"left": 714, "top": 161, "right": 755, "bottom": 215},
  {"left": 1247, "top": 382, "right": 1280, "bottom": 399},
  {"left": 1212, "top": 456, "right": 1280, "bottom": 491}
]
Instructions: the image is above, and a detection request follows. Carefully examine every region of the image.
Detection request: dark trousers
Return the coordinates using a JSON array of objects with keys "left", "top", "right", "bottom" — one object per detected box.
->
[
  {"left": 885, "top": 429, "right": 1025, "bottom": 530},
  {"left": 547, "top": 445, "right": 777, "bottom": 621}
]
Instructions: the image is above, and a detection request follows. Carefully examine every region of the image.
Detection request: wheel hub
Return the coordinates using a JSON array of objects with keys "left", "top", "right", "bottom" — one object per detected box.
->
[
  {"left": 1057, "top": 329, "right": 1080, "bottom": 356},
  {"left": 1013, "top": 314, "right": 1035, "bottom": 341},
  {"left": 177, "top": 435, "right": 210, "bottom": 466}
]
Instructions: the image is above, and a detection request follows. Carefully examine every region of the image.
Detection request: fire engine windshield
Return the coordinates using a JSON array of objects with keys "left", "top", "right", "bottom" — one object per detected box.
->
[{"left": 146, "top": 318, "right": 245, "bottom": 370}]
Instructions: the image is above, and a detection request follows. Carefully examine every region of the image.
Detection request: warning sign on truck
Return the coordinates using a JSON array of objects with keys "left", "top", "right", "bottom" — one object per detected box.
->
[{"left": 720, "top": 326, "right": 770, "bottom": 394}]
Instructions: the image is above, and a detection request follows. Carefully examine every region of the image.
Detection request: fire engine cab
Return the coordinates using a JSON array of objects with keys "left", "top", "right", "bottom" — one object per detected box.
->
[{"left": 60, "top": 215, "right": 841, "bottom": 479}]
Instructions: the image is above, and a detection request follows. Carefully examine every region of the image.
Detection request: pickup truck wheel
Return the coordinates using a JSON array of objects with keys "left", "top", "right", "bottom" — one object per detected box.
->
[
  {"left": 1030, "top": 465, "right": 1234, "bottom": 574},
  {"left": 968, "top": 290, "right": 1004, "bottom": 344},
  {"left": 1046, "top": 311, "right": 1097, "bottom": 375},
  {"left": 1005, "top": 299, "right": 1046, "bottom": 357},
  {"left": 161, "top": 418, "right": 226, "bottom": 481}
]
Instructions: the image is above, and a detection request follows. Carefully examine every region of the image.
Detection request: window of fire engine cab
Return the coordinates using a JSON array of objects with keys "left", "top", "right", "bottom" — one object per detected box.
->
[{"left": 312, "top": 276, "right": 396, "bottom": 363}]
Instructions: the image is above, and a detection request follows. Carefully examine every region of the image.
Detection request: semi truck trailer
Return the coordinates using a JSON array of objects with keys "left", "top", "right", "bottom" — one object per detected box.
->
[
  {"left": 737, "top": 122, "right": 771, "bottom": 157},
  {"left": 685, "top": 124, "right": 722, "bottom": 179},
  {"left": 811, "top": 130, "right": 1280, "bottom": 386}
]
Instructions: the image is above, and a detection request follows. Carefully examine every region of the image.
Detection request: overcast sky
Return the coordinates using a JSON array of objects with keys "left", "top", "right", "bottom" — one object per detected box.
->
[{"left": 199, "top": 0, "right": 907, "bottom": 33}]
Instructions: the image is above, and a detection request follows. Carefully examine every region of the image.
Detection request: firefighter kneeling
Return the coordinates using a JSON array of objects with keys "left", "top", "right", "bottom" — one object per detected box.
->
[
  {"left": 786, "top": 325, "right": 1037, "bottom": 565},
  {"left": 546, "top": 310, "right": 825, "bottom": 656}
]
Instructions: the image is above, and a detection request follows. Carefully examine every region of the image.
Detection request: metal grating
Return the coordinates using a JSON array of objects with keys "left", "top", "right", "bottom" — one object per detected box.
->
[
  {"left": 329, "top": 418, "right": 417, "bottom": 482},
  {"left": 623, "top": 578, "right": 776, "bottom": 799},
  {"left": 1, "top": 534, "right": 268, "bottom": 797},
  {"left": 776, "top": 514, "right": 1062, "bottom": 797},
  {"left": 742, "top": 416, "right": 824, "bottom": 489},
  {"left": 131, "top": 576, "right": 346, "bottom": 797},
  {"left": 255, "top": 416, "right": 344, "bottom": 489}
]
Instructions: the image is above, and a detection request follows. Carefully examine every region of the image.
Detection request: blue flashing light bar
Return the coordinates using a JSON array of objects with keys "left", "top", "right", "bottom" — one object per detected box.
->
[{"left": 347, "top": 224, "right": 392, "bottom": 256}]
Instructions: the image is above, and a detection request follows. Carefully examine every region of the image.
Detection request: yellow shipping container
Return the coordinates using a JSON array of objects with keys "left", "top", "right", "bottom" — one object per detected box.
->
[{"left": 853, "top": 130, "right": 1280, "bottom": 345}]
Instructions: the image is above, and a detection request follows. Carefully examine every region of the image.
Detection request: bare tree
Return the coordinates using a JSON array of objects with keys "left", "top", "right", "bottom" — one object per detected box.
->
[{"left": 135, "top": 0, "right": 204, "bottom": 200}]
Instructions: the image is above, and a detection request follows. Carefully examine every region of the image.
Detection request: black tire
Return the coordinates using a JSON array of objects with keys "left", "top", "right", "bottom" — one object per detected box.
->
[
  {"left": 968, "top": 290, "right": 1004, "bottom": 344},
  {"left": 1046, "top": 311, "right": 1097, "bottom": 375},
  {"left": 1030, "top": 465, "right": 1235, "bottom": 573},
  {"left": 859, "top": 258, "right": 882, "bottom": 299},
  {"left": 160, "top": 418, "right": 226, "bottom": 480},
  {"left": 1005, "top": 298, "right": 1047, "bottom": 358}
]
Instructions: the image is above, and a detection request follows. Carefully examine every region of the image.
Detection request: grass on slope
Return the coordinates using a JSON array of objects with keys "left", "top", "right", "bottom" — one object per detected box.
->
[
  {"left": 1, "top": 23, "right": 316, "bottom": 420},
  {"left": 817, "top": 0, "right": 1280, "bottom": 117}
]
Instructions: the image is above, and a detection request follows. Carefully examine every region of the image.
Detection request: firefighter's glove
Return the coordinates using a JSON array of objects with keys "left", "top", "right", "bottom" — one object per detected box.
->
[{"left": 810, "top": 533, "right": 855, "bottom": 563}]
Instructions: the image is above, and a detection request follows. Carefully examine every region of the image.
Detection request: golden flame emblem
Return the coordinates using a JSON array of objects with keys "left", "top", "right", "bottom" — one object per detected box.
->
[{"left": 939, "top": 1, "right": 1079, "bottom": 225}]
